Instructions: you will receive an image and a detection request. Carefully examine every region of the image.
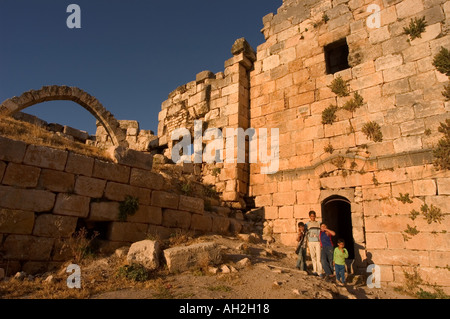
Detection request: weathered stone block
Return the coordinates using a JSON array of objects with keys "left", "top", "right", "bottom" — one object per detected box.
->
[
  {"left": 53, "top": 193, "right": 90, "bottom": 218},
  {"left": 89, "top": 201, "right": 120, "bottom": 221},
  {"left": 0, "top": 208, "right": 35, "bottom": 234},
  {"left": 190, "top": 214, "right": 213, "bottom": 232},
  {"left": 104, "top": 182, "right": 151, "bottom": 205},
  {"left": 273, "top": 218, "right": 296, "bottom": 233},
  {"left": 2, "top": 163, "right": 40, "bottom": 188},
  {"left": 413, "top": 179, "right": 437, "bottom": 196},
  {"left": 0, "top": 186, "right": 55, "bottom": 212},
  {"left": 32, "top": 214, "right": 77, "bottom": 238},
  {"left": 107, "top": 222, "right": 148, "bottom": 242},
  {"left": 178, "top": 195, "right": 204, "bottom": 214},
  {"left": 130, "top": 168, "right": 164, "bottom": 190},
  {"left": 110, "top": 146, "right": 153, "bottom": 171},
  {"left": 65, "top": 152, "right": 94, "bottom": 177},
  {"left": 393, "top": 136, "right": 423, "bottom": 153},
  {"left": 366, "top": 232, "right": 387, "bottom": 249},
  {"left": 127, "top": 205, "right": 162, "bottom": 225},
  {"left": 162, "top": 209, "right": 191, "bottom": 229},
  {"left": 93, "top": 160, "right": 130, "bottom": 184},
  {"left": 437, "top": 178, "right": 450, "bottom": 195},
  {"left": 365, "top": 215, "right": 410, "bottom": 233},
  {"left": 0, "top": 136, "right": 27, "bottom": 163},
  {"left": 126, "top": 240, "right": 161, "bottom": 270},
  {"left": 395, "top": 0, "right": 424, "bottom": 19},
  {"left": 212, "top": 216, "right": 230, "bottom": 234},
  {"left": 163, "top": 242, "right": 222, "bottom": 273},
  {"left": 151, "top": 191, "right": 180, "bottom": 209},
  {"left": 3, "top": 235, "right": 54, "bottom": 261},
  {"left": 374, "top": 54, "right": 403, "bottom": 71},
  {"left": 23, "top": 145, "right": 68, "bottom": 171},
  {"left": 74, "top": 176, "right": 106, "bottom": 198},
  {"left": 272, "top": 192, "right": 296, "bottom": 206}
]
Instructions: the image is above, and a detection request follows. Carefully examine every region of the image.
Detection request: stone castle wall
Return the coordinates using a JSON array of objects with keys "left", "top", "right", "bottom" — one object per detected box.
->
[
  {"left": 0, "top": 136, "right": 244, "bottom": 275},
  {"left": 248, "top": 0, "right": 450, "bottom": 288},
  {"left": 155, "top": 0, "right": 450, "bottom": 289}
]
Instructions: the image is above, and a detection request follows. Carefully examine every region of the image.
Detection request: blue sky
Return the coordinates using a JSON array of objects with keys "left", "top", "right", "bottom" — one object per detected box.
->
[{"left": 0, "top": 0, "right": 281, "bottom": 135}]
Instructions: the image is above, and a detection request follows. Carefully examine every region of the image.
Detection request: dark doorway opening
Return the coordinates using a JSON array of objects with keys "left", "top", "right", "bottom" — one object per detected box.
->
[
  {"left": 321, "top": 195, "right": 355, "bottom": 259},
  {"left": 324, "top": 39, "right": 350, "bottom": 74}
]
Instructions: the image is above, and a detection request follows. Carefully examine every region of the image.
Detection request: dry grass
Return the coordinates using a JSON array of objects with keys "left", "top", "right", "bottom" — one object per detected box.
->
[{"left": 0, "top": 116, "right": 110, "bottom": 161}]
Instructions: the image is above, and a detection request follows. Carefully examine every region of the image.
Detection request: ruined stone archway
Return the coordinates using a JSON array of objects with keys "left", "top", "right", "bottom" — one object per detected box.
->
[{"left": 0, "top": 85, "right": 128, "bottom": 147}]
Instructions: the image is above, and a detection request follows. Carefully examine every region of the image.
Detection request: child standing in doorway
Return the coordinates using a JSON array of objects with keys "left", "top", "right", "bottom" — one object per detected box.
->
[{"left": 333, "top": 238, "right": 349, "bottom": 286}]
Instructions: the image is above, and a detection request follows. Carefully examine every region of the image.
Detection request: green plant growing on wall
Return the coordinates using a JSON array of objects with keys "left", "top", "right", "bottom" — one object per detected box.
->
[
  {"left": 432, "top": 47, "right": 450, "bottom": 76},
  {"left": 211, "top": 167, "right": 221, "bottom": 177},
  {"left": 395, "top": 193, "right": 413, "bottom": 204},
  {"left": 433, "top": 119, "right": 450, "bottom": 170},
  {"left": 362, "top": 121, "right": 383, "bottom": 142},
  {"left": 403, "top": 17, "right": 427, "bottom": 41},
  {"left": 331, "top": 156, "right": 346, "bottom": 169},
  {"left": 328, "top": 76, "right": 350, "bottom": 97},
  {"left": 322, "top": 13, "right": 329, "bottom": 23},
  {"left": 181, "top": 182, "right": 192, "bottom": 195},
  {"left": 322, "top": 105, "right": 338, "bottom": 125},
  {"left": 342, "top": 91, "right": 364, "bottom": 112},
  {"left": 324, "top": 143, "right": 334, "bottom": 154},
  {"left": 118, "top": 195, "right": 139, "bottom": 222},
  {"left": 409, "top": 209, "right": 420, "bottom": 221},
  {"left": 420, "top": 204, "right": 444, "bottom": 224},
  {"left": 403, "top": 224, "right": 419, "bottom": 241}
]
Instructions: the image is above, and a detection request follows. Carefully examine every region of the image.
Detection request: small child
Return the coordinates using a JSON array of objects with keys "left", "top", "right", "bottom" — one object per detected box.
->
[
  {"left": 295, "top": 222, "right": 307, "bottom": 271},
  {"left": 333, "top": 239, "right": 349, "bottom": 285}
]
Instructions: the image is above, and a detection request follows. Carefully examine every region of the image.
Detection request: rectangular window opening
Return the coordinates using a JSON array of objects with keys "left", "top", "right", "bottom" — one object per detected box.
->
[{"left": 324, "top": 39, "right": 350, "bottom": 74}]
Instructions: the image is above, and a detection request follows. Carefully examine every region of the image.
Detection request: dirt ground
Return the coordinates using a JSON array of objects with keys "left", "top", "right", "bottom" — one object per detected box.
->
[{"left": 0, "top": 234, "right": 413, "bottom": 300}]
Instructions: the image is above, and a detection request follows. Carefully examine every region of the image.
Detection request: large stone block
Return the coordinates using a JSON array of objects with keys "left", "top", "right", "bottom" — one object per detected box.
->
[
  {"left": 110, "top": 146, "right": 153, "bottom": 171},
  {"left": 126, "top": 240, "right": 161, "bottom": 270},
  {"left": 92, "top": 159, "right": 130, "bottom": 184},
  {"left": 3, "top": 235, "right": 54, "bottom": 261},
  {"left": 370, "top": 249, "right": 429, "bottom": 266},
  {"left": 65, "top": 152, "right": 94, "bottom": 177},
  {"left": 162, "top": 209, "right": 191, "bottom": 229},
  {"left": 0, "top": 186, "right": 55, "bottom": 212},
  {"left": 39, "top": 169, "right": 75, "bottom": 193},
  {"left": 23, "top": 145, "right": 68, "bottom": 171},
  {"left": 88, "top": 201, "right": 120, "bottom": 221},
  {"left": 365, "top": 215, "right": 410, "bottom": 232},
  {"left": 393, "top": 136, "right": 423, "bottom": 153},
  {"left": 32, "top": 214, "right": 77, "bottom": 238},
  {"left": 437, "top": 178, "right": 450, "bottom": 195},
  {"left": 130, "top": 168, "right": 164, "bottom": 190},
  {"left": 163, "top": 242, "right": 222, "bottom": 273},
  {"left": 151, "top": 191, "right": 180, "bottom": 209},
  {"left": 127, "top": 205, "right": 162, "bottom": 225},
  {"left": 0, "top": 136, "right": 27, "bottom": 163},
  {"left": 365, "top": 232, "right": 387, "bottom": 249},
  {"left": 272, "top": 192, "right": 296, "bottom": 206},
  {"left": 104, "top": 182, "right": 151, "bottom": 205},
  {"left": 53, "top": 193, "right": 90, "bottom": 218},
  {"left": 107, "top": 222, "right": 148, "bottom": 242},
  {"left": 190, "top": 214, "right": 213, "bottom": 232},
  {"left": 0, "top": 208, "right": 35, "bottom": 235},
  {"left": 1, "top": 163, "right": 40, "bottom": 188},
  {"left": 212, "top": 216, "right": 230, "bottom": 234},
  {"left": 74, "top": 176, "right": 106, "bottom": 198},
  {"left": 178, "top": 195, "right": 204, "bottom": 214},
  {"left": 413, "top": 179, "right": 437, "bottom": 196}
]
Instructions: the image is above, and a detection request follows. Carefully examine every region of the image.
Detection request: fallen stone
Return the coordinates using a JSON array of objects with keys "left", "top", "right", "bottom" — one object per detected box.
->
[
  {"left": 163, "top": 242, "right": 222, "bottom": 273},
  {"left": 44, "top": 275, "right": 55, "bottom": 284},
  {"left": 208, "top": 266, "right": 219, "bottom": 275},
  {"left": 236, "top": 257, "right": 252, "bottom": 268},
  {"left": 292, "top": 289, "right": 300, "bottom": 295},
  {"left": 220, "top": 265, "right": 231, "bottom": 273},
  {"left": 126, "top": 240, "right": 160, "bottom": 270},
  {"left": 13, "top": 272, "right": 26, "bottom": 281},
  {"left": 115, "top": 246, "right": 130, "bottom": 259}
]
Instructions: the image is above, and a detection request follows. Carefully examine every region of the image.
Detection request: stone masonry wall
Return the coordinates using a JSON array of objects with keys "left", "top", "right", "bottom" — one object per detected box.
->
[
  {"left": 0, "top": 136, "right": 243, "bottom": 275},
  {"left": 249, "top": 0, "right": 450, "bottom": 289},
  {"left": 157, "top": 39, "right": 256, "bottom": 209}
]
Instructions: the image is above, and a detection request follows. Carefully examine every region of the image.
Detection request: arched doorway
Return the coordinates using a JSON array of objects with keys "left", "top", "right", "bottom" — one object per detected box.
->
[{"left": 321, "top": 195, "right": 355, "bottom": 259}]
